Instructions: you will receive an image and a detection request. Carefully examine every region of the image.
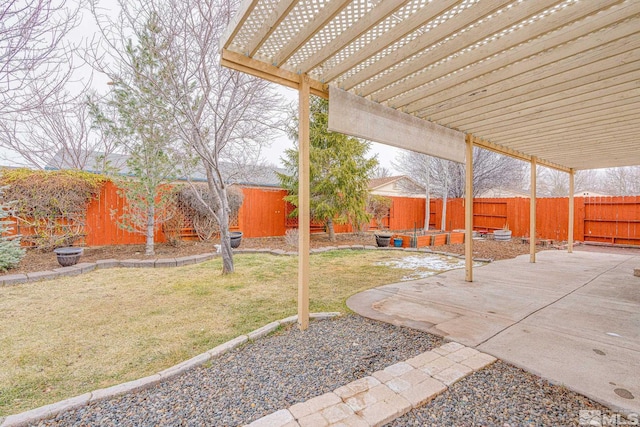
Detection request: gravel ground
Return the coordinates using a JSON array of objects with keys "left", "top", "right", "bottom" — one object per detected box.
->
[
  {"left": 389, "top": 361, "right": 608, "bottom": 427},
  {"left": 34, "top": 315, "right": 613, "bottom": 427},
  {"left": 37, "top": 315, "right": 442, "bottom": 427}
]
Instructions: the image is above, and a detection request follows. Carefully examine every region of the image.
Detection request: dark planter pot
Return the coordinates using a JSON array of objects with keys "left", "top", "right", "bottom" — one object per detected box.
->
[
  {"left": 54, "top": 247, "right": 83, "bottom": 267},
  {"left": 375, "top": 233, "right": 392, "bottom": 247},
  {"left": 493, "top": 229, "right": 512, "bottom": 241},
  {"left": 229, "top": 231, "right": 243, "bottom": 249}
]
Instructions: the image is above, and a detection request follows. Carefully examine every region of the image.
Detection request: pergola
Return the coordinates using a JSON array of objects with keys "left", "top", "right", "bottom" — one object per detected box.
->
[{"left": 220, "top": 0, "right": 640, "bottom": 329}]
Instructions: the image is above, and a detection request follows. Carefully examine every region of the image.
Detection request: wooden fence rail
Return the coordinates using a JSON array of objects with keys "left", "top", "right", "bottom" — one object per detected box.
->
[{"left": 7, "top": 181, "right": 640, "bottom": 246}]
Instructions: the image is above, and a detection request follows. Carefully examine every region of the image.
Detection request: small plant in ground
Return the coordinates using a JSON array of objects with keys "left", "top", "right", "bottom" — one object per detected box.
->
[
  {"left": 0, "top": 186, "right": 25, "bottom": 271},
  {"left": 284, "top": 228, "right": 299, "bottom": 248}
]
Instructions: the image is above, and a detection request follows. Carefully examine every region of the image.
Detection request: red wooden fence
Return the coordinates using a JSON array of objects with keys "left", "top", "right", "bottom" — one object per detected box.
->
[
  {"left": 8, "top": 180, "right": 640, "bottom": 246},
  {"left": 238, "top": 187, "right": 288, "bottom": 237},
  {"left": 84, "top": 181, "right": 167, "bottom": 246}
]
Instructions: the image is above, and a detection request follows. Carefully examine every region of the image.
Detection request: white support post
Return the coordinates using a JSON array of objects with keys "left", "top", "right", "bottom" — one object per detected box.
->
[
  {"left": 298, "top": 75, "right": 310, "bottom": 330},
  {"left": 465, "top": 135, "right": 474, "bottom": 282},
  {"left": 568, "top": 168, "right": 575, "bottom": 253},
  {"left": 530, "top": 157, "right": 537, "bottom": 263}
]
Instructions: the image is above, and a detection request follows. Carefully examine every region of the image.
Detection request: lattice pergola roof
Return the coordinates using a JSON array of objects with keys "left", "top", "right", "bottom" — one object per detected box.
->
[{"left": 221, "top": 0, "right": 640, "bottom": 171}]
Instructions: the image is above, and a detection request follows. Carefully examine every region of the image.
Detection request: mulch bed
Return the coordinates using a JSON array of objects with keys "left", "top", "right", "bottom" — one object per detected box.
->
[{"left": 6, "top": 233, "right": 544, "bottom": 276}]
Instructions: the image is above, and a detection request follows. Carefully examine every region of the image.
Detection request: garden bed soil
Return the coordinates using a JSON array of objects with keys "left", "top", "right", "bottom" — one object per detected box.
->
[{"left": 6, "top": 233, "right": 543, "bottom": 276}]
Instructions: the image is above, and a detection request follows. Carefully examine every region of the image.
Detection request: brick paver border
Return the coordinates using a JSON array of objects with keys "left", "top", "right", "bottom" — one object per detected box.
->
[
  {"left": 0, "top": 246, "right": 491, "bottom": 287},
  {"left": 0, "top": 313, "right": 342, "bottom": 427},
  {"left": 245, "top": 341, "right": 497, "bottom": 427}
]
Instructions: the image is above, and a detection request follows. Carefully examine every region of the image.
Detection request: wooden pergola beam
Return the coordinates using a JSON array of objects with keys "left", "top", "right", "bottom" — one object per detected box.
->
[
  {"left": 320, "top": 0, "right": 460, "bottom": 82},
  {"left": 221, "top": 49, "right": 329, "bottom": 98},
  {"left": 220, "top": 0, "right": 261, "bottom": 51},
  {"left": 297, "top": 0, "right": 410, "bottom": 74},
  {"left": 274, "top": 0, "right": 350, "bottom": 66},
  {"left": 472, "top": 136, "right": 571, "bottom": 174},
  {"left": 246, "top": 0, "right": 298, "bottom": 57},
  {"left": 353, "top": 0, "right": 548, "bottom": 96}
]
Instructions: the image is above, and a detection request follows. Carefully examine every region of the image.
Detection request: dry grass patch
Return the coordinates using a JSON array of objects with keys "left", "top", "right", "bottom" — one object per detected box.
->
[{"left": 0, "top": 250, "right": 461, "bottom": 415}]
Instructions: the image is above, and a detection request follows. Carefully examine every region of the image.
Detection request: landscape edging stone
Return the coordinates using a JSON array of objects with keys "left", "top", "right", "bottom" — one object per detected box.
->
[
  {"left": 0, "top": 312, "right": 341, "bottom": 427},
  {"left": 0, "top": 246, "right": 490, "bottom": 287}
]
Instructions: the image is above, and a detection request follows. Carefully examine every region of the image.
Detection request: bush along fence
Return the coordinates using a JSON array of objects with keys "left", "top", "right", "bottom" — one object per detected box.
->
[{"left": 2, "top": 177, "right": 640, "bottom": 247}]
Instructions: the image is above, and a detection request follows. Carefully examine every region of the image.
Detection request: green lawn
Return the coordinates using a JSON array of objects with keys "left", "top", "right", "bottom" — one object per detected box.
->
[{"left": 0, "top": 250, "right": 460, "bottom": 415}]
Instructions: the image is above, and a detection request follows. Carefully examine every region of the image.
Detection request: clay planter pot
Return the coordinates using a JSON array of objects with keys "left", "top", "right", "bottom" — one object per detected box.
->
[
  {"left": 375, "top": 233, "right": 392, "bottom": 247},
  {"left": 229, "top": 231, "right": 243, "bottom": 249},
  {"left": 54, "top": 247, "right": 83, "bottom": 267}
]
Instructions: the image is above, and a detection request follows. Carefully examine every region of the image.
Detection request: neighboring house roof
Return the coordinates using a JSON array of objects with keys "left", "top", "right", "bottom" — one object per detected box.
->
[
  {"left": 369, "top": 175, "right": 426, "bottom": 198},
  {"left": 45, "top": 150, "right": 129, "bottom": 174},
  {"left": 45, "top": 149, "right": 285, "bottom": 188},
  {"left": 368, "top": 176, "right": 402, "bottom": 190}
]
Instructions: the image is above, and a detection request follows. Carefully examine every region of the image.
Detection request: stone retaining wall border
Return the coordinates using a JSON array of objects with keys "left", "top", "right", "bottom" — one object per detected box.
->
[
  {"left": 0, "top": 313, "right": 342, "bottom": 427},
  {"left": 0, "top": 246, "right": 490, "bottom": 287}
]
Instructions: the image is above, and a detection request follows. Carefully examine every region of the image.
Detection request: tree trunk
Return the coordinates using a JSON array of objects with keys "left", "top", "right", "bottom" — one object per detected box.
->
[
  {"left": 145, "top": 204, "right": 155, "bottom": 256},
  {"left": 326, "top": 217, "right": 336, "bottom": 242},
  {"left": 424, "top": 188, "right": 430, "bottom": 231},
  {"left": 441, "top": 194, "right": 448, "bottom": 231},
  {"left": 217, "top": 187, "right": 234, "bottom": 274}
]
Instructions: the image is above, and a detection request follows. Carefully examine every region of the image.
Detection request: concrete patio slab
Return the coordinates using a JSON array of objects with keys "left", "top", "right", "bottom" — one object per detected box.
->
[{"left": 347, "top": 250, "right": 640, "bottom": 415}]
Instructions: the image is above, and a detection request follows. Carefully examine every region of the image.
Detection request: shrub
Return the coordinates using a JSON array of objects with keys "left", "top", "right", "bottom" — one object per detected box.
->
[
  {"left": 367, "top": 195, "right": 392, "bottom": 230},
  {"left": 0, "top": 186, "right": 25, "bottom": 271},
  {"left": 174, "top": 184, "right": 244, "bottom": 241},
  {"left": 0, "top": 169, "right": 106, "bottom": 250},
  {"left": 284, "top": 228, "right": 298, "bottom": 248}
]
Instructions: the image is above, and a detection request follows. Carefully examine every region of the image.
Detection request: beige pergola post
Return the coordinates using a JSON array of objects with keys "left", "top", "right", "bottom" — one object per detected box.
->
[
  {"left": 568, "top": 168, "right": 575, "bottom": 253},
  {"left": 465, "top": 135, "right": 474, "bottom": 282},
  {"left": 297, "top": 75, "right": 311, "bottom": 330},
  {"left": 530, "top": 156, "right": 537, "bottom": 263}
]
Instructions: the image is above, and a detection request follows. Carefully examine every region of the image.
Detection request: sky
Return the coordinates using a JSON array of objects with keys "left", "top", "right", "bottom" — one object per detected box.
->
[{"left": 1, "top": 1, "right": 403, "bottom": 174}]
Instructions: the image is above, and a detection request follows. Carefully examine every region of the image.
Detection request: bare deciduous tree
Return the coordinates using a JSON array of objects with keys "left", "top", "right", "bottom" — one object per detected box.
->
[
  {"left": 162, "top": 0, "right": 284, "bottom": 274},
  {"left": 448, "top": 148, "right": 526, "bottom": 198},
  {"left": 536, "top": 167, "right": 601, "bottom": 197},
  {"left": 0, "top": 90, "right": 117, "bottom": 170},
  {"left": 88, "top": 0, "right": 284, "bottom": 273},
  {"left": 371, "top": 165, "right": 392, "bottom": 179},
  {"left": 0, "top": 0, "right": 80, "bottom": 114},
  {"left": 602, "top": 166, "right": 640, "bottom": 196},
  {"left": 394, "top": 147, "right": 526, "bottom": 229},
  {"left": 0, "top": 0, "right": 106, "bottom": 168}
]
